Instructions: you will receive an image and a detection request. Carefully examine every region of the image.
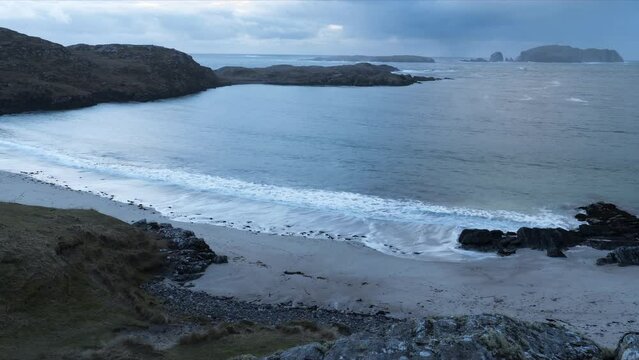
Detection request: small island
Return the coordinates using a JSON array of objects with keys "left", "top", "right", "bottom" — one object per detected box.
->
[
  {"left": 310, "top": 55, "right": 435, "bottom": 63},
  {"left": 517, "top": 45, "right": 623, "bottom": 63}
]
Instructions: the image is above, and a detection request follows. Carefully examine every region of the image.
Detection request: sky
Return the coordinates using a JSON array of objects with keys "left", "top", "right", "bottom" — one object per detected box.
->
[{"left": 1, "top": 0, "right": 638, "bottom": 59}]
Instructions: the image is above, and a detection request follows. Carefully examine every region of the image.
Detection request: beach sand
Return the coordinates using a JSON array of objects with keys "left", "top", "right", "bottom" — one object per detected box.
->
[{"left": 1, "top": 170, "right": 636, "bottom": 347}]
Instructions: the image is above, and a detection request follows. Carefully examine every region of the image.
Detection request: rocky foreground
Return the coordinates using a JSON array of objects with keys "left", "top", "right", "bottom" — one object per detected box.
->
[
  {"left": 459, "top": 202, "right": 639, "bottom": 265},
  {"left": 2, "top": 201, "right": 638, "bottom": 359},
  {"left": 214, "top": 63, "right": 439, "bottom": 87}
]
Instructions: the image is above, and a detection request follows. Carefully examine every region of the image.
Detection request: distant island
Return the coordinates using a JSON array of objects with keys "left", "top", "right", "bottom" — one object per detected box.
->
[
  {"left": 310, "top": 55, "right": 435, "bottom": 63},
  {"left": 215, "top": 63, "right": 439, "bottom": 87},
  {"left": 517, "top": 45, "right": 623, "bottom": 63},
  {"left": 461, "top": 51, "right": 509, "bottom": 63},
  {"left": 0, "top": 28, "right": 440, "bottom": 115}
]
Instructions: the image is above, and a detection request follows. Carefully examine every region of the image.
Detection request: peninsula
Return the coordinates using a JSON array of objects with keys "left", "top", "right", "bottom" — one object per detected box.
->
[{"left": 0, "top": 28, "right": 438, "bottom": 116}]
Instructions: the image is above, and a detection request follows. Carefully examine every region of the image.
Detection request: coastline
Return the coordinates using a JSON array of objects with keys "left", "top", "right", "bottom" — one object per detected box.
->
[{"left": 1, "top": 169, "right": 636, "bottom": 347}]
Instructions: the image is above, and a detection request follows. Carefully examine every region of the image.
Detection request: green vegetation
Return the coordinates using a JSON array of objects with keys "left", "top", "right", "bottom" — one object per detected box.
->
[{"left": 0, "top": 202, "right": 332, "bottom": 359}]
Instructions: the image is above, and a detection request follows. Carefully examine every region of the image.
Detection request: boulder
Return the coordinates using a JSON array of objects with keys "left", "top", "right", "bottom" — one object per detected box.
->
[
  {"left": 516, "top": 227, "right": 582, "bottom": 251},
  {"left": 458, "top": 229, "right": 504, "bottom": 252},
  {"left": 489, "top": 52, "right": 504, "bottom": 62},
  {"left": 596, "top": 246, "right": 639, "bottom": 266},
  {"left": 615, "top": 333, "right": 639, "bottom": 360}
]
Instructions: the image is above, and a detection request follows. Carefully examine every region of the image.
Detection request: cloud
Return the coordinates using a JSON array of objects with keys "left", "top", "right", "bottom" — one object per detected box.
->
[{"left": 0, "top": 0, "right": 637, "bottom": 58}]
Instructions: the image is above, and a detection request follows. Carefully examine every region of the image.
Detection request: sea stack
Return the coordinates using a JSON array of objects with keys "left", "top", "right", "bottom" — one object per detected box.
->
[{"left": 489, "top": 51, "right": 504, "bottom": 62}]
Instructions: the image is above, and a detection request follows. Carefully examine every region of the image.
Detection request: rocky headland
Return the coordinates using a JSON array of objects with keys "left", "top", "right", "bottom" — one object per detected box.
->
[
  {"left": 0, "top": 27, "right": 220, "bottom": 115},
  {"left": 517, "top": 45, "right": 624, "bottom": 63},
  {"left": 0, "top": 28, "right": 442, "bottom": 116},
  {"left": 214, "top": 63, "right": 439, "bottom": 87},
  {"left": 459, "top": 202, "right": 639, "bottom": 264},
  {"left": 310, "top": 54, "right": 435, "bottom": 63}
]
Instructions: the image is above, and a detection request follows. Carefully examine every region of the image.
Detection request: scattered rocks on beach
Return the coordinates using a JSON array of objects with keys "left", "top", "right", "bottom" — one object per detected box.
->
[
  {"left": 143, "top": 281, "right": 396, "bottom": 334},
  {"left": 263, "top": 314, "right": 605, "bottom": 360},
  {"left": 133, "top": 219, "right": 227, "bottom": 282},
  {"left": 459, "top": 202, "right": 639, "bottom": 261}
]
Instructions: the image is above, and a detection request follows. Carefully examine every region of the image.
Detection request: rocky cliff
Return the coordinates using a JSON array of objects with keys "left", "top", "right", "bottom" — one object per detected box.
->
[
  {"left": 0, "top": 27, "right": 220, "bottom": 115},
  {"left": 517, "top": 45, "right": 624, "bottom": 63}
]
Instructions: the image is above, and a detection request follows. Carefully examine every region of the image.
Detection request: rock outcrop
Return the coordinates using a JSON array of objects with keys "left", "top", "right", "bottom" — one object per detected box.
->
[
  {"left": 489, "top": 51, "right": 504, "bottom": 62},
  {"left": 133, "top": 219, "right": 227, "bottom": 282},
  {"left": 516, "top": 45, "right": 623, "bottom": 63},
  {"left": 615, "top": 333, "right": 639, "bottom": 360},
  {"left": 310, "top": 55, "right": 435, "bottom": 63},
  {"left": 215, "top": 63, "right": 439, "bottom": 87},
  {"left": 0, "top": 27, "right": 220, "bottom": 115},
  {"left": 459, "top": 202, "right": 639, "bottom": 260},
  {"left": 263, "top": 314, "right": 605, "bottom": 360},
  {"left": 596, "top": 246, "right": 639, "bottom": 266}
]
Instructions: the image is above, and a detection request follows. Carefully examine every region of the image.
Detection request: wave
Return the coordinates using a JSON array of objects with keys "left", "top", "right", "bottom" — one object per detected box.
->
[
  {"left": 0, "top": 138, "right": 576, "bottom": 233},
  {"left": 566, "top": 97, "right": 588, "bottom": 103}
]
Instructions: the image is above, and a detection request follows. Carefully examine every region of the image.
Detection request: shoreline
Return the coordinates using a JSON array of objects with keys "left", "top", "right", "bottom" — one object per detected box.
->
[{"left": 0, "top": 169, "right": 637, "bottom": 346}]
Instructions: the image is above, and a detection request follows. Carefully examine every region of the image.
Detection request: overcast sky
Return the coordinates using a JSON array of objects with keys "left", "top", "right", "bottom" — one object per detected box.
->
[{"left": 1, "top": 0, "right": 637, "bottom": 59}]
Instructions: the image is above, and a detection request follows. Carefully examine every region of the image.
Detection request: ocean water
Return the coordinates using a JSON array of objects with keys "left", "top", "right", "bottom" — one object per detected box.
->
[{"left": 0, "top": 54, "right": 638, "bottom": 260}]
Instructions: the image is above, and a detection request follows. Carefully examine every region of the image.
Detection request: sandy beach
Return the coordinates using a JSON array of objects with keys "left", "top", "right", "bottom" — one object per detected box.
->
[{"left": 1, "top": 169, "right": 636, "bottom": 347}]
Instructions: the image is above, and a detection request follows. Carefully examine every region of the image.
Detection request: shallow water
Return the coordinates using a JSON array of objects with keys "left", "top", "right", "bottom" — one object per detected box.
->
[{"left": 0, "top": 55, "right": 637, "bottom": 260}]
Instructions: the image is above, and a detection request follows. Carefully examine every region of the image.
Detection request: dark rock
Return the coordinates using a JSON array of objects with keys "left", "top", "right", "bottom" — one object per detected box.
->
[
  {"left": 489, "top": 52, "right": 504, "bottom": 62},
  {"left": 263, "top": 314, "right": 604, "bottom": 360},
  {"left": 597, "top": 246, "right": 639, "bottom": 266},
  {"left": 458, "top": 229, "right": 504, "bottom": 252},
  {"left": 516, "top": 227, "right": 582, "bottom": 251},
  {"left": 212, "top": 255, "right": 228, "bottom": 264},
  {"left": 133, "top": 220, "right": 226, "bottom": 282},
  {"left": 516, "top": 45, "right": 623, "bottom": 63},
  {"left": 615, "top": 332, "right": 639, "bottom": 360},
  {"left": 546, "top": 247, "right": 567, "bottom": 258},
  {"left": 310, "top": 55, "right": 435, "bottom": 63},
  {"left": 458, "top": 202, "right": 639, "bottom": 259},
  {"left": 214, "top": 63, "right": 439, "bottom": 87},
  {"left": 0, "top": 27, "right": 220, "bottom": 115}
]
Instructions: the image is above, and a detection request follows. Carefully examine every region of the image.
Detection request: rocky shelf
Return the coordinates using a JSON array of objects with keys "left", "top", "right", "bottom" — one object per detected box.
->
[{"left": 458, "top": 202, "right": 639, "bottom": 265}]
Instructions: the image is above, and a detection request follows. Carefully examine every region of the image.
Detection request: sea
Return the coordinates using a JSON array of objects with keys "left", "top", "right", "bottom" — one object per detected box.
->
[{"left": 0, "top": 54, "right": 637, "bottom": 260}]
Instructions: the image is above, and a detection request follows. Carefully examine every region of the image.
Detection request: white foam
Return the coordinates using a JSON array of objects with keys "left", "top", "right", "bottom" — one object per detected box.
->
[
  {"left": 0, "top": 138, "right": 575, "bottom": 231},
  {"left": 566, "top": 97, "right": 588, "bottom": 103}
]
